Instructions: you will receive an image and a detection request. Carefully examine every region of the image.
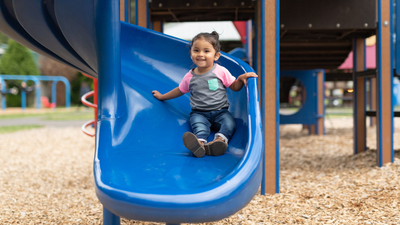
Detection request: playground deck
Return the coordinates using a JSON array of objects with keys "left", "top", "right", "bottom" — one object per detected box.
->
[{"left": 0, "top": 118, "right": 399, "bottom": 224}]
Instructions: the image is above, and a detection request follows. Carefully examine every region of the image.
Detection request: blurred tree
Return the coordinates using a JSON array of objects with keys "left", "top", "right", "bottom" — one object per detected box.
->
[
  {"left": 0, "top": 39, "right": 39, "bottom": 107},
  {"left": 39, "top": 55, "right": 79, "bottom": 106},
  {"left": 39, "top": 56, "right": 93, "bottom": 106},
  {"left": 0, "top": 32, "right": 9, "bottom": 45},
  {"left": 0, "top": 39, "right": 39, "bottom": 75},
  {"left": 70, "top": 72, "right": 93, "bottom": 105}
]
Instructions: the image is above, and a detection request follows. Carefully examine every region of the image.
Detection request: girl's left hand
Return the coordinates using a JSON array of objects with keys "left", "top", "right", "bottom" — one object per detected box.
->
[
  {"left": 238, "top": 72, "right": 258, "bottom": 86},
  {"left": 152, "top": 90, "right": 164, "bottom": 100}
]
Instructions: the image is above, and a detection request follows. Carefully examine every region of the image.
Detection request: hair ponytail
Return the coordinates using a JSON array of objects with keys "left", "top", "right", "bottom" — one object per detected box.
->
[
  {"left": 211, "top": 31, "right": 220, "bottom": 40},
  {"left": 190, "top": 31, "right": 221, "bottom": 53}
]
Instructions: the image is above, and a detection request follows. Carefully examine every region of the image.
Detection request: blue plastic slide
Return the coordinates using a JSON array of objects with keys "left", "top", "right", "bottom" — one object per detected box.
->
[{"left": 0, "top": 0, "right": 263, "bottom": 223}]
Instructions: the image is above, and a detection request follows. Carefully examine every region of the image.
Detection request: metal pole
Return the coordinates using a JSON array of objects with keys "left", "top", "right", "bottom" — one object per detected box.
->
[
  {"left": 35, "top": 80, "right": 41, "bottom": 109},
  {"left": 52, "top": 80, "right": 58, "bottom": 109},
  {"left": 103, "top": 207, "right": 120, "bottom": 225},
  {"left": 0, "top": 78, "right": 6, "bottom": 111},
  {"left": 96, "top": 0, "right": 126, "bottom": 119},
  {"left": 63, "top": 78, "right": 71, "bottom": 108},
  {"left": 21, "top": 80, "right": 27, "bottom": 111}
]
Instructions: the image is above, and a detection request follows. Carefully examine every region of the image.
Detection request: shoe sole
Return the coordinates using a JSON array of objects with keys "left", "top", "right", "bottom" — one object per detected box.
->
[
  {"left": 207, "top": 141, "right": 227, "bottom": 156},
  {"left": 182, "top": 132, "right": 205, "bottom": 158}
]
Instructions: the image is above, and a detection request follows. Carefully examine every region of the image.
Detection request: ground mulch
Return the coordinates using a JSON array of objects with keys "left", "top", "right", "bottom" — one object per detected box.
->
[{"left": 0, "top": 117, "right": 399, "bottom": 224}]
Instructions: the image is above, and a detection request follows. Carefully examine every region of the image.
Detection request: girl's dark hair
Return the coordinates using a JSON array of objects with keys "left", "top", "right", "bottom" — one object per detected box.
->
[{"left": 190, "top": 31, "right": 221, "bottom": 53}]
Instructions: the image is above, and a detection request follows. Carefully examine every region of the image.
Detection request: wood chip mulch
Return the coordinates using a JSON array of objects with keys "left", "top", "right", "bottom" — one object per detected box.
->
[{"left": 0, "top": 117, "right": 399, "bottom": 224}]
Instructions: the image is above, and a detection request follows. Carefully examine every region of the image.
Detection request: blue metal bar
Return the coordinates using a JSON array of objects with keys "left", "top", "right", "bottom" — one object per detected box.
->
[
  {"left": 377, "top": 0, "right": 383, "bottom": 166},
  {"left": 21, "top": 80, "right": 27, "bottom": 111},
  {"left": 260, "top": 0, "right": 266, "bottom": 196},
  {"left": 103, "top": 207, "right": 120, "bottom": 225},
  {"left": 0, "top": 77, "right": 6, "bottom": 111},
  {"left": 391, "top": 0, "right": 395, "bottom": 163},
  {"left": 376, "top": 0, "right": 394, "bottom": 166},
  {"left": 125, "top": 0, "right": 129, "bottom": 22},
  {"left": 51, "top": 81, "right": 58, "bottom": 108},
  {"left": 275, "top": 0, "right": 280, "bottom": 194},
  {"left": 95, "top": 0, "right": 126, "bottom": 119},
  {"left": 260, "top": 0, "right": 280, "bottom": 195},
  {"left": 65, "top": 80, "right": 70, "bottom": 108},
  {"left": 0, "top": 75, "right": 71, "bottom": 109}
]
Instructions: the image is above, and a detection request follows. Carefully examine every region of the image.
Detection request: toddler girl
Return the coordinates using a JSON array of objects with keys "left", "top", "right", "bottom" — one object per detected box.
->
[{"left": 152, "top": 31, "right": 257, "bottom": 158}]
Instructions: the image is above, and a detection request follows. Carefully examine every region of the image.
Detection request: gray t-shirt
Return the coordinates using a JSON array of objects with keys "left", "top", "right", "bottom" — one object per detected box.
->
[{"left": 179, "top": 64, "right": 237, "bottom": 111}]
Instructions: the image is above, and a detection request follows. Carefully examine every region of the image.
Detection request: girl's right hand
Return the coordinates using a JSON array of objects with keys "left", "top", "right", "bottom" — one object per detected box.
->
[{"left": 152, "top": 90, "right": 164, "bottom": 100}]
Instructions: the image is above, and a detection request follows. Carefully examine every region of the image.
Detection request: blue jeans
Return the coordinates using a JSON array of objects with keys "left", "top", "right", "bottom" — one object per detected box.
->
[{"left": 189, "top": 108, "right": 236, "bottom": 143}]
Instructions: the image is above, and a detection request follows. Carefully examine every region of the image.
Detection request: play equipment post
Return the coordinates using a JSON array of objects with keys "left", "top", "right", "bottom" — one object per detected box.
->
[
  {"left": 353, "top": 39, "right": 367, "bottom": 154},
  {"left": 257, "top": 0, "right": 280, "bottom": 195},
  {"left": 0, "top": 77, "right": 6, "bottom": 111},
  {"left": 0, "top": 75, "right": 70, "bottom": 111}
]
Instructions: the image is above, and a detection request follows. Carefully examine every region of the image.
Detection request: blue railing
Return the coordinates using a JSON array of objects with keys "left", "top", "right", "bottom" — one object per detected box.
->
[{"left": 0, "top": 75, "right": 70, "bottom": 111}]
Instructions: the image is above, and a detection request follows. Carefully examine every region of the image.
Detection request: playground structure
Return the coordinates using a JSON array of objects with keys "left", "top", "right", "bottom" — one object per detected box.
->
[
  {"left": 0, "top": 0, "right": 262, "bottom": 224},
  {"left": 0, "top": 0, "right": 398, "bottom": 224},
  {"left": 279, "top": 70, "right": 325, "bottom": 135},
  {"left": 0, "top": 75, "right": 70, "bottom": 111},
  {"left": 81, "top": 75, "right": 98, "bottom": 137}
]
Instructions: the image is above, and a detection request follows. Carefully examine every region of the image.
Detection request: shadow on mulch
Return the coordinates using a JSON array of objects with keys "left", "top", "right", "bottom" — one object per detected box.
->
[
  {"left": 280, "top": 127, "right": 353, "bottom": 140},
  {"left": 282, "top": 149, "right": 400, "bottom": 175},
  {"left": 395, "top": 148, "right": 400, "bottom": 158},
  {"left": 281, "top": 150, "right": 376, "bottom": 172}
]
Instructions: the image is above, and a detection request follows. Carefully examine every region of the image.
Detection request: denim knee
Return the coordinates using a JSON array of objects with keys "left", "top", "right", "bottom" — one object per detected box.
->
[
  {"left": 215, "top": 110, "right": 236, "bottom": 142},
  {"left": 189, "top": 111, "right": 211, "bottom": 141}
]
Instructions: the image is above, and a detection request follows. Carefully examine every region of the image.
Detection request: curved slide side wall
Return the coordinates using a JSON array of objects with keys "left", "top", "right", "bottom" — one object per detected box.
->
[{"left": 94, "top": 23, "right": 263, "bottom": 223}]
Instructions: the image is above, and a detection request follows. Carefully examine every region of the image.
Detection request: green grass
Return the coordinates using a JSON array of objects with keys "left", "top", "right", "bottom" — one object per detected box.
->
[
  {"left": 325, "top": 113, "right": 352, "bottom": 118},
  {"left": 0, "top": 125, "right": 44, "bottom": 134},
  {"left": 325, "top": 107, "right": 353, "bottom": 118},
  {"left": 0, "top": 112, "right": 52, "bottom": 120},
  {"left": 42, "top": 111, "right": 94, "bottom": 121},
  {"left": 0, "top": 109, "right": 94, "bottom": 121}
]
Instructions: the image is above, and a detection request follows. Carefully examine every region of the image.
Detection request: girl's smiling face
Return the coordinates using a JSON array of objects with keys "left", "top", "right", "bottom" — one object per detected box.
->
[{"left": 190, "top": 38, "right": 221, "bottom": 74}]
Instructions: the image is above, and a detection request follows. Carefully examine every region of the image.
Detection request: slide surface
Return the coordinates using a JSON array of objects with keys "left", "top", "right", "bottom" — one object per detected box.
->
[{"left": 0, "top": 1, "right": 263, "bottom": 223}]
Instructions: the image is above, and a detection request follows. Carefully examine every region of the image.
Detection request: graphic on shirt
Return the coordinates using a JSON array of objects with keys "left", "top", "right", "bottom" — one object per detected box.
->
[
  {"left": 178, "top": 64, "right": 237, "bottom": 111},
  {"left": 208, "top": 78, "right": 219, "bottom": 91}
]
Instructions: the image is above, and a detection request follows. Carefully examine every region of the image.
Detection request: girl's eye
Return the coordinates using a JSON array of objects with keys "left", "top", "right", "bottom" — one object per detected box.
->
[
  {"left": 194, "top": 50, "right": 199, "bottom": 52},
  {"left": 205, "top": 50, "right": 209, "bottom": 53}
]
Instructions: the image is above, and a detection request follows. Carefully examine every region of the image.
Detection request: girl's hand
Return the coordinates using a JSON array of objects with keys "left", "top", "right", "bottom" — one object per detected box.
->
[
  {"left": 152, "top": 90, "right": 164, "bottom": 100},
  {"left": 238, "top": 72, "right": 258, "bottom": 86}
]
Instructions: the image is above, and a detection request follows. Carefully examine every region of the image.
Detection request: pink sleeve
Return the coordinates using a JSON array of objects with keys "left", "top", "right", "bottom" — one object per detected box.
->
[
  {"left": 215, "top": 65, "right": 236, "bottom": 88},
  {"left": 178, "top": 72, "right": 192, "bottom": 93}
]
